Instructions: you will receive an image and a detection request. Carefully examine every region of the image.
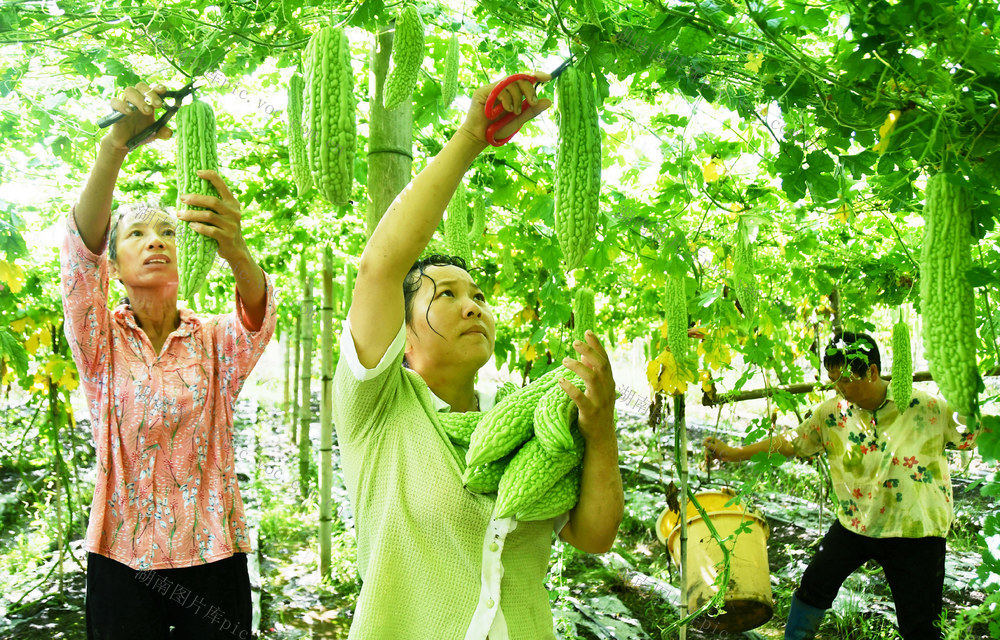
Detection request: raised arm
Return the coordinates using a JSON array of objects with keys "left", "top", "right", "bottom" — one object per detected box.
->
[
  {"left": 76, "top": 82, "right": 174, "bottom": 252},
  {"left": 349, "top": 73, "right": 552, "bottom": 369}
]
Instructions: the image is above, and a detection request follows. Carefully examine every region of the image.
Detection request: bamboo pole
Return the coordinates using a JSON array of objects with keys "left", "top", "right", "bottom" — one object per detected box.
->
[
  {"left": 290, "top": 314, "right": 301, "bottom": 443},
  {"left": 298, "top": 255, "right": 315, "bottom": 498},
  {"left": 282, "top": 329, "right": 291, "bottom": 420},
  {"left": 319, "top": 247, "right": 335, "bottom": 577},
  {"left": 702, "top": 368, "right": 1000, "bottom": 406},
  {"left": 675, "top": 393, "right": 688, "bottom": 640}
]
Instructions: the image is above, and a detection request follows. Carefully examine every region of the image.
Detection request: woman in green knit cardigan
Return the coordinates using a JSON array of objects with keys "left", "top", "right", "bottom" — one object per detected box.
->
[{"left": 331, "top": 72, "right": 624, "bottom": 639}]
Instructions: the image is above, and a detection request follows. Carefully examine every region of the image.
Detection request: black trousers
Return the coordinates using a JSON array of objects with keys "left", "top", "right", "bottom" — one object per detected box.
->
[
  {"left": 795, "top": 520, "right": 946, "bottom": 640},
  {"left": 86, "top": 552, "right": 253, "bottom": 640}
]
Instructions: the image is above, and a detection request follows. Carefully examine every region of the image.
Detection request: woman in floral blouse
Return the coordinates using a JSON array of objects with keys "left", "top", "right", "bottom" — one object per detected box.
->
[
  {"left": 62, "top": 80, "right": 276, "bottom": 639},
  {"left": 705, "top": 331, "right": 978, "bottom": 640}
]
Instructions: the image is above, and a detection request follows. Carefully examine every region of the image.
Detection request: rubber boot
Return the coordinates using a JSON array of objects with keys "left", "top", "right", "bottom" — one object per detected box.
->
[{"left": 784, "top": 594, "right": 827, "bottom": 640}]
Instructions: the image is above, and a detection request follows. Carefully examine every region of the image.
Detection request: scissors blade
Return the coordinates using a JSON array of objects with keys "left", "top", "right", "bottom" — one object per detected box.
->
[
  {"left": 164, "top": 81, "right": 198, "bottom": 101},
  {"left": 547, "top": 54, "right": 577, "bottom": 82}
]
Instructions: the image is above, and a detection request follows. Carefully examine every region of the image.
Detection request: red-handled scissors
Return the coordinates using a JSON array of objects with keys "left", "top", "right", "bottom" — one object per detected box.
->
[{"left": 484, "top": 54, "right": 576, "bottom": 147}]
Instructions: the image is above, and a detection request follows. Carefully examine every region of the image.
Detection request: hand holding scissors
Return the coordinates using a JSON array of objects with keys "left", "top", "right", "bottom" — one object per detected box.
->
[
  {"left": 97, "top": 81, "right": 197, "bottom": 152},
  {"left": 483, "top": 55, "right": 575, "bottom": 146}
]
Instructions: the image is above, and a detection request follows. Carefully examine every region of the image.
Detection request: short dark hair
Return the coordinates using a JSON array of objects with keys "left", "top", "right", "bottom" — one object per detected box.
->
[
  {"left": 824, "top": 331, "right": 881, "bottom": 378},
  {"left": 402, "top": 254, "right": 472, "bottom": 329}
]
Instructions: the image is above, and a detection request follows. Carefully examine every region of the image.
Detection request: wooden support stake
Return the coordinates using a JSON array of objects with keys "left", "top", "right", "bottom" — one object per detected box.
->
[{"left": 702, "top": 368, "right": 1000, "bottom": 407}]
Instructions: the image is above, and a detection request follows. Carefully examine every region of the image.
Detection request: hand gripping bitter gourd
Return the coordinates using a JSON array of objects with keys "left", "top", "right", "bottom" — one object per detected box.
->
[
  {"left": 919, "top": 173, "right": 979, "bottom": 417},
  {"left": 175, "top": 99, "right": 220, "bottom": 300},
  {"left": 303, "top": 26, "right": 356, "bottom": 206},
  {"left": 383, "top": 4, "right": 425, "bottom": 111},
  {"left": 553, "top": 66, "right": 601, "bottom": 270}
]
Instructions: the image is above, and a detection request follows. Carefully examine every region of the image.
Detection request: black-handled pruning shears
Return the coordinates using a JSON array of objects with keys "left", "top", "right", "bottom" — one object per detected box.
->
[
  {"left": 484, "top": 54, "right": 576, "bottom": 147},
  {"left": 97, "top": 81, "right": 198, "bottom": 151}
]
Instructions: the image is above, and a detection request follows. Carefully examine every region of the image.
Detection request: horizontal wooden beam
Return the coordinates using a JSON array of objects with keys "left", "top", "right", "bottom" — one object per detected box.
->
[{"left": 702, "top": 368, "right": 1000, "bottom": 407}]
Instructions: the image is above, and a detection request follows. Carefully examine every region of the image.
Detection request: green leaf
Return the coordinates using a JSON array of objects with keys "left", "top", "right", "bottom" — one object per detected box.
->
[
  {"left": 674, "top": 26, "right": 712, "bottom": 56},
  {"left": 0, "top": 329, "right": 28, "bottom": 377},
  {"left": 968, "top": 266, "right": 999, "bottom": 288},
  {"left": 978, "top": 416, "right": 1000, "bottom": 462}
]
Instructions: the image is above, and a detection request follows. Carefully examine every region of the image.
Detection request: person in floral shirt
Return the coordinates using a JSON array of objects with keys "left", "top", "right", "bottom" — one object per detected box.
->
[
  {"left": 62, "top": 81, "right": 276, "bottom": 639},
  {"left": 705, "top": 331, "right": 978, "bottom": 640}
]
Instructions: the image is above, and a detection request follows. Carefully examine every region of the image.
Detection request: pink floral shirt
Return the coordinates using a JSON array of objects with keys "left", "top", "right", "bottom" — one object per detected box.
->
[{"left": 60, "top": 208, "right": 276, "bottom": 570}]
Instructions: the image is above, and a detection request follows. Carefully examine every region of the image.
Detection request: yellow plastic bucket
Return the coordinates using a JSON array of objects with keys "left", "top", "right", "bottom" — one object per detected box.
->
[{"left": 656, "top": 490, "right": 773, "bottom": 632}]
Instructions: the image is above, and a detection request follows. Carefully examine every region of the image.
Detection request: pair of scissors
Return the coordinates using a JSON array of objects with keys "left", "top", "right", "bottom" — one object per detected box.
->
[
  {"left": 484, "top": 54, "right": 576, "bottom": 147},
  {"left": 96, "top": 81, "right": 198, "bottom": 151}
]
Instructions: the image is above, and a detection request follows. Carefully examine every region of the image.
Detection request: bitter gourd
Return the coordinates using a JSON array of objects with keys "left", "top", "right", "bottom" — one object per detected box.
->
[
  {"left": 553, "top": 66, "right": 601, "bottom": 270},
  {"left": 438, "top": 410, "right": 481, "bottom": 448},
  {"left": 573, "top": 287, "right": 596, "bottom": 343},
  {"left": 445, "top": 182, "right": 472, "bottom": 262},
  {"left": 493, "top": 429, "right": 584, "bottom": 519},
  {"left": 468, "top": 195, "right": 486, "bottom": 245},
  {"left": 462, "top": 452, "right": 513, "bottom": 494},
  {"left": 516, "top": 466, "right": 581, "bottom": 521},
  {"left": 919, "top": 173, "right": 979, "bottom": 417},
  {"left": 287, "top": 73, "right": 312, "bottom": 196},
  {"left": 303, "top": 26, "right": 356, "bottom": 206},
  {"left": 465, "top": 366, "right": 567, "bottom": 468},
  {"left": 533, "top": 370, "right": 584, "bottom": 454},
  {"left": 664, "top": 274, "right": 688, "bottom": 361},
  {"left": 175, "top": 99, "right": 220, "bottom": 300},
  {"left": 891, "top": 319, "right": 913, "bottom": 411},
  {"left": 441, "top": 33, "right": 459, "bottom": 108},
  {"left": 733, "top": 237, "right": 758, "bottom": 317},
  {"left": 383, "top": 4, "right": 424, "bottom": 111}
]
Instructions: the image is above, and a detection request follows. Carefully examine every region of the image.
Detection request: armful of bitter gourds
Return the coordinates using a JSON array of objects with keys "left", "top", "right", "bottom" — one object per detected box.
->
[{"left": 175, "top": 99, "right": 220, "bottom": 301}]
